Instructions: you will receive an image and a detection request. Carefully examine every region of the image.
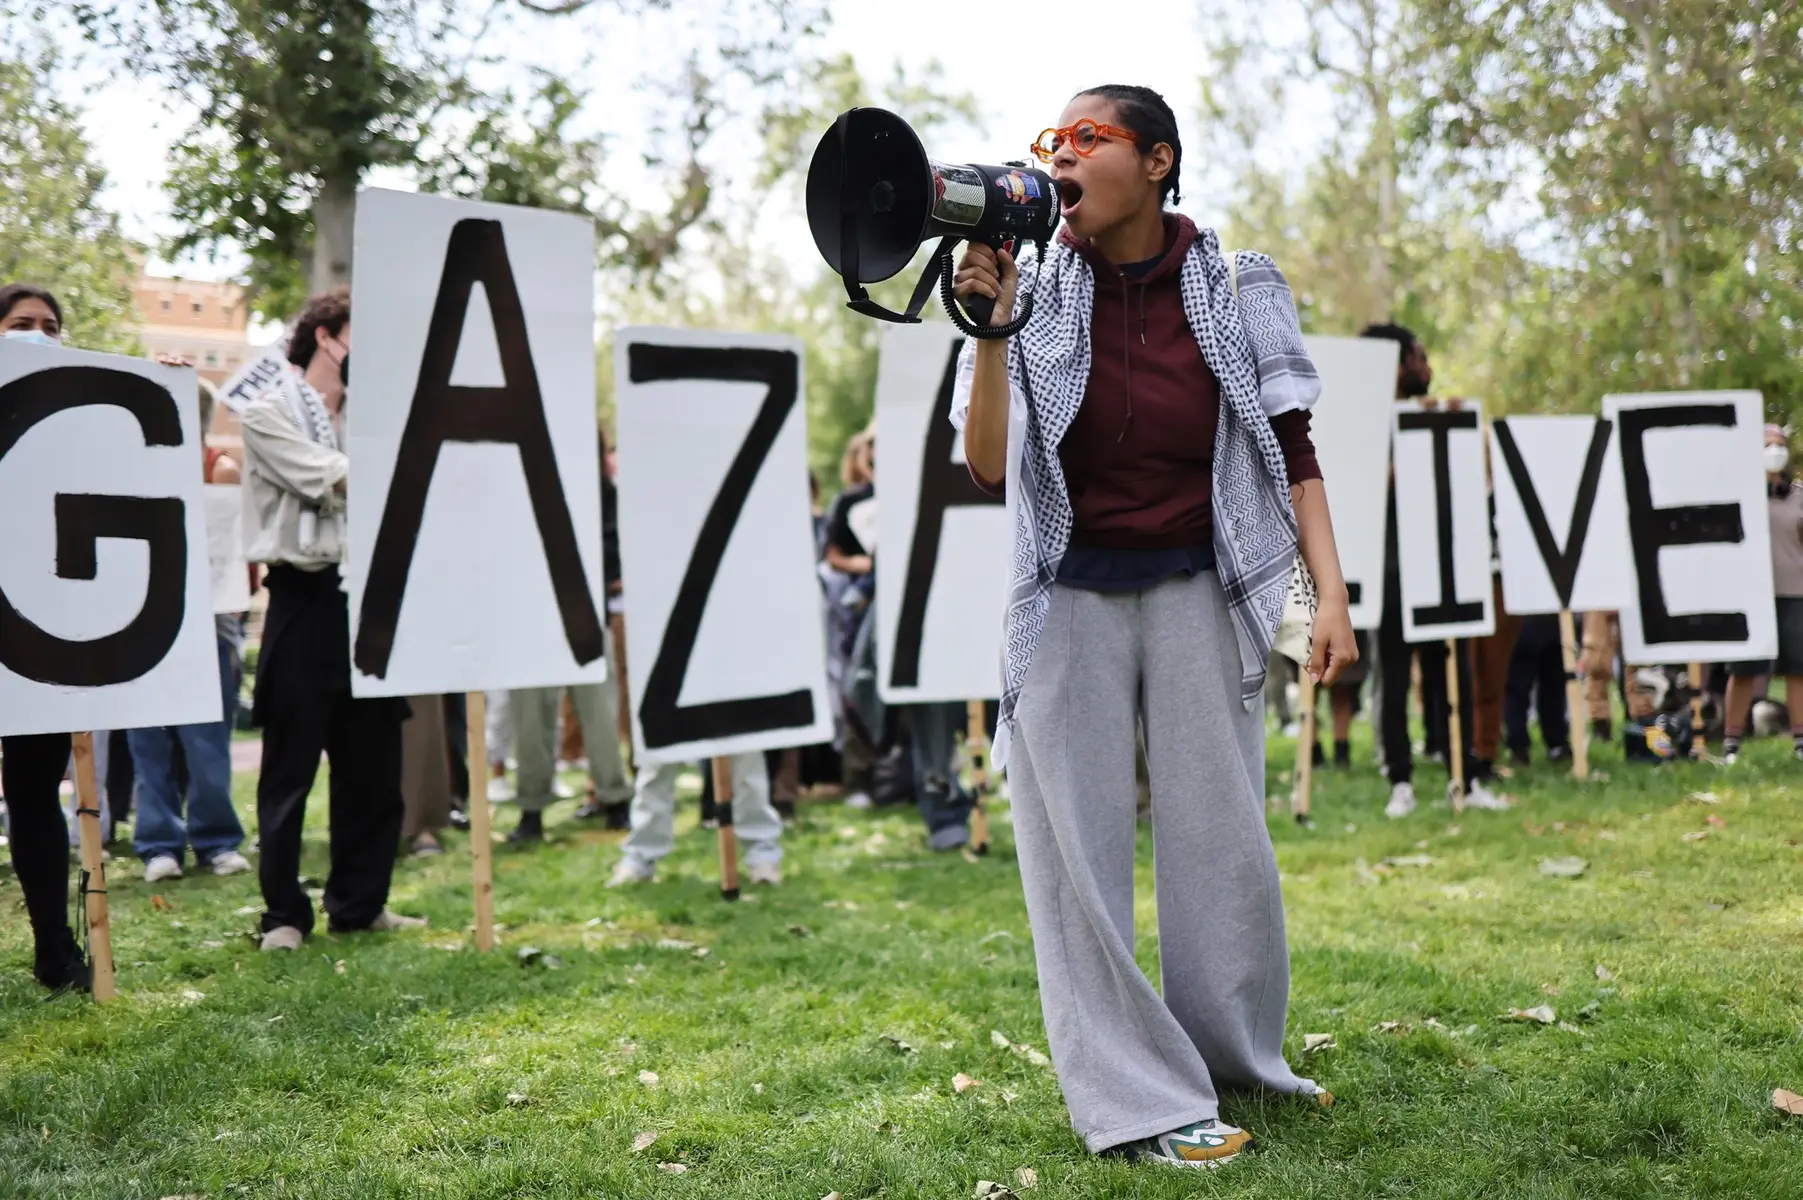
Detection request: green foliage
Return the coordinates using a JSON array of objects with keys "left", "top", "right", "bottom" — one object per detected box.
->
[{"left": 0, "top": 52, "right": 141, "bottom": 352}]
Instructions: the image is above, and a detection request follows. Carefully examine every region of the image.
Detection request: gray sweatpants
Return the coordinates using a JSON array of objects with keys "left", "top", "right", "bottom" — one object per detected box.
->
[{"left": 1010, "top": 569, "right": 1315, "bottom": 1152}]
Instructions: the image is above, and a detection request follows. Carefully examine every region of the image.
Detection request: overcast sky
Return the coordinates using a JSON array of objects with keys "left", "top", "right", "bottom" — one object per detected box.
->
[{"left": 65, "top": 0, "right": 1322, "bottom": 292}]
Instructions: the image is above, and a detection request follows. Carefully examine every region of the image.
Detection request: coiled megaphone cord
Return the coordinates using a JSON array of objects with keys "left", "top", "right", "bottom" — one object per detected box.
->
[{"left": 940, "top": 238, "right": 1047, "bottom": 340}]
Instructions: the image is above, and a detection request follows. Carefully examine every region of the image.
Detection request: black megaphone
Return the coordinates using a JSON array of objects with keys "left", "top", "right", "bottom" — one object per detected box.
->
[{"left": 806, "top": 107, "right": 1060, "bottom": 340}]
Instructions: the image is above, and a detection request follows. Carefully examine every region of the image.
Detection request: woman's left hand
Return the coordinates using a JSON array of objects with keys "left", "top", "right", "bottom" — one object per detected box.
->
[{"left": 1308, "top": 600, "right": 1358, "bottom": 686}]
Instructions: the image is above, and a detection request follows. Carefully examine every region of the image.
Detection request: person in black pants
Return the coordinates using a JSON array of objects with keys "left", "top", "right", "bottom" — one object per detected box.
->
[
  {"left": 239, "top": 289, "right": 422, "bottom": 950},
  {"left": 1504, "top": 614, "right": 1570, "bottom": 764},
  {"left": 3, "top": 734, "right": 88, "bottom": 991}
]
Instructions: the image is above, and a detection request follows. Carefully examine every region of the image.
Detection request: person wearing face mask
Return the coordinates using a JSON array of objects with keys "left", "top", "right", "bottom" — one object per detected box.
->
[
  {"left": 1721, "top": 425, "right": 1803, "bottom": 763},
  {"left": 240, "top": 288, "right": 423, "bottom": 952},
  {"left": 952, "top": 85, "right": 1352, "bottom": 1167},
  {"left": 0, "top": 282, "right": 89, "bottom": 991}
]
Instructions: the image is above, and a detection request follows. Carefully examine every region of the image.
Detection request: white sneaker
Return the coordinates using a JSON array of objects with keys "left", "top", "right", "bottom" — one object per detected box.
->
[
  {"left": 260, "top": 925, "right": 304, "bottom": 952},
  {"left": 607, "top": 855, "right": 656, "bottom": 887},
  {"left": 366, "top": 909, "right": 428, "bottom": 932},
  {"left": 208, "top": 850, "right": 252, "bottom": 876},
  {"left": 1384, "top": 782, "right": 1418, "bottom": 819},
  {"left": 143, "top": 854, "right": 184, "bottom": 883},
  {"left": 552, "top": 778, "right": 577, "bottom": 800},
  {"left": 1464, "top": 781, "right": 1513, "bottom": 811},
  {"left": 746, "top": 862, "right": 782, "bottom": 886},
  {"left": 844, "top": 791, "right": 873, "bottom": 811}
]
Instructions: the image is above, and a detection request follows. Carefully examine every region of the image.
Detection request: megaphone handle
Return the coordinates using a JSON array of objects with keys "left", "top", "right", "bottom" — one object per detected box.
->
[
  {"left": 961, "top": 292, "right": 997, "bottom": 327},
  {"left": 940, "top": 238, "right": 1042, "bottom": 341}
]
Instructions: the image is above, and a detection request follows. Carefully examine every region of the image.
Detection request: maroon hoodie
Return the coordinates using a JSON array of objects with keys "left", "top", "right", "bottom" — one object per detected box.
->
[{"left": 1054, "top": 212, "right": 1320, "bottom": 550}]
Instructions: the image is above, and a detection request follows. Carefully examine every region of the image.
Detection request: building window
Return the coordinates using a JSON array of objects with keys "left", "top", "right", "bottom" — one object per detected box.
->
[
  {"left": 222, "top": 305, "right": 235, "bottom": 322},
  {"left": 191, "top": 301, "right": 204, "bottom": 314},
  {"left": 159, "top": 298, "right": 171, "bottom": 311},
  {"left": 204, "top": 351, "right": 219, "bottom": 368}
]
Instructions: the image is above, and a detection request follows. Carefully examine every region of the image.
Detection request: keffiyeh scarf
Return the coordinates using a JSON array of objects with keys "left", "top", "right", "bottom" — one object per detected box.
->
[{"left": 951, "top": 224, "right": 1320, "bottom": 770}]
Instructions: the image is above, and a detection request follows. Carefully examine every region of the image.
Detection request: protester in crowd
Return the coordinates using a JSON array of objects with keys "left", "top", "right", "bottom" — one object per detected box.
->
[
  {"left": 952, "top": 86, "right": 1349, "bottom": 1167},
  {"left": 400, "top": 695, "right": 455, "bottom": 856},
  {"left": 824, "top": 430, "right": 877, "bottom": 809},
  {"left": 128, "top": 377, "right": 253, "bottom": 883},
  {"left": 241, "top": 288, "right": 423, "bottom": 951},
  {"left": 1466, "top": 569, "right": 1521, "bottom": 791},
  {"left": 1505, "top": 614, "right": 1572, "bottom": 764},
  {"left": 510, "top": 429, "right": 633, "bottom": 842},
  {"left": 0, "top": 282, "right": 88, "bottom": 991},
  {"left": 1722, "top": 425, "right": 1803, "bottom": 763},
  {"left": 610, "top": 753, "right": 782, "bottom": 886},
  {"left": 1363, "top": 324, "right": 1505, "bottom": 816}
]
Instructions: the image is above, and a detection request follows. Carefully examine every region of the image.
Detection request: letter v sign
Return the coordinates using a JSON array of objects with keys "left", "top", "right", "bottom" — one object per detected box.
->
[
  {"left": 354, "top": 218, "right": 604, "bottom": 678},
  {"left": 1490, "top": 417, "right": 1613, "bottom": 610}
]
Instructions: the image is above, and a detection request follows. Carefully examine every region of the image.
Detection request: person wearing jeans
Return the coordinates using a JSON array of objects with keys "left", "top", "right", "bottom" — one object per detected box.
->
[
  {"left": 905, "top": 703, "right": 975, "bottom": 850},
  {"left": 610, "top": 751, "right": 781, "bottom": 886},
  {"left": 128, "top": 633, "right": 249, "bottom": 880}
]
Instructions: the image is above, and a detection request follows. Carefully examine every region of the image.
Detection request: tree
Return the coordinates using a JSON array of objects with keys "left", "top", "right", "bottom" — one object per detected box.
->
[{"left": 0, "top": 51, "right": 140, "bottom": 352}]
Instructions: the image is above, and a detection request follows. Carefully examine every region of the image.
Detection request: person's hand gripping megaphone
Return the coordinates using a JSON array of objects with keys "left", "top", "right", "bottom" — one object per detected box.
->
[{"left": 952, "top": 244, "right": 1020, "bottom": 331}]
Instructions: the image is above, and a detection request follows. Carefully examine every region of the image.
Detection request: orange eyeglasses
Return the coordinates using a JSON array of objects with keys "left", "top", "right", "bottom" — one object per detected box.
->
[{"left": 1030, "top": 119, "right": 1138, "bottom": 163}]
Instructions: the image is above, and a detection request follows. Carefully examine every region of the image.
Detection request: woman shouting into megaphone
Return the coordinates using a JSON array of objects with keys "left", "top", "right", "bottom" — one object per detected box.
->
[{"left": 950, "top": 84, "right": 1356, "bottom": 1169}]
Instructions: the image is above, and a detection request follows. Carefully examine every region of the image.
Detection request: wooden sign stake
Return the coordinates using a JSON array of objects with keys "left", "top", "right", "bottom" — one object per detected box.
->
[
  {"left": 1444, "top": 642, "right": 1466, "bottom": 814},
  {"left": 1292, "top": 672, "right": 1316, "bottom": 823},
  {"left": 966, "top": 700, "right": 992, "bottom": 855},
  {"left": 1688, "top": 661, "right": 1708, "bottom": 759},
  {"left": 712, "top": 757, "right": 740, "bottom": 901},
  {"left": 70, "top": 732, "right": 115, "bottom": 1001},
  {"left": 1557, "top": 610, "right": 1590, "bottom": 780},
  {"left": 610, "top": 612, "right": 634, "bottom": 776},
  {"left": 466, "top": 691, "right": 496, "bottom": 952}
]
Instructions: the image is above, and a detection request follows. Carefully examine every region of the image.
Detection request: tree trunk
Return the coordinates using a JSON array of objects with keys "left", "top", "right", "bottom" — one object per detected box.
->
[
  {"left": 1628, "top": 6, "right": 1705, "bottom": 386},
  {"left": 309, "top": 174, "right": 358, "bottom": 293}
]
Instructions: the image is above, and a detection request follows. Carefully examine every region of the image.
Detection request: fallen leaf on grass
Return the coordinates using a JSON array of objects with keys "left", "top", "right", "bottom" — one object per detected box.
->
[
  {"left": 1557, "top": 1022, "right": 1589, "bottom": 1035},
  {"left": 1502, "top": 1005, "right": 1557, "bottom": 1025},
  {"left": 1303, "top": 1033, "right": 1336, "bottom": 1054},
  {"left": 1597, "top": 829, "right": 1618, "bottom": 841},
  {"left": 1353, "top": 859, "right": 1381, "bottom": 886},
  {"left": 333, "top": 960, "right": 347, "bottom": 975},
  {"left": 1018, "top": 1045, "right": 1051, "bottom": 1068},
  {"left": 151, "top": 895, "right": 171, "bottom": 911},
  {"left": 973, "top": 1183, "right": 1017, "bottom": 1199},
  {"left": 953, "top": 1073, "right": 980, "bottom": 1093},
  {"left": 787, "top": 924, "right": 813, "bottom": 938},
  {"left": 992, "top": 1030, "right": 1012, "bottom": 1048},
  {"left": 657, "top": 1162, "right": 687, "bottom": 1174},
  {"left": 234, "top": 905, "right": 259, "bottom": 916},
  {"left": 199, "top": 940, "right": 224, "bottom": 950},
  {"left": 752, "top": 1083, "right": 764, "bottom": 1094},
  {"left": 180, "top": 989, "right": 205, "bottom": 1004},
  {"left": 1682, "top": 830, "right": 1711, "bottom": 843},
  {"left": 961, "top": 847, "right": 981, "bottom": 864},
  {"left": 1374, "top": 1021, "right": 1408, "bottom": 1034},
  {"left": 880, "top": 1035, "right": 918, "bottom": 1055},
  {"left": 1016, "top": 1167, "right": 1039, "bottom": 1190},
  {"left": 632, "top": 1131, "right": 658, "bottom": 1153},
  {"left": 1596, "top": 962, "right": 1618, "bottom": 982},
  {"left": 1687, "top": 790, "right": 1720, "bottom": 804},
  {"left": 823, "top": 1193, "right": 842, "bottom": 1200},
  {"left": 1381, "top": 854, "right": 1436, "bottom": 868},
  {"left": 1706, "top": 814, "right": 1727, "bottom": 829},
  {"left": 637, "top": 1071, "right": 660, "bottom": 1087},
  {"left": 1577, "top": 1001, "right": 1602, "bottom": 1021},
  {"left": 1542, "top": 983, "right": 1562, "bottom": 996},
  {"left": 1539, "top": 856, "right": 1588, "bottom": 878},
  {"left": 505, "top": 1092, "right": 529, "bottom": 1107},
  {"left": 1772, "top": 1088, "right": 1803, "bottom": 1116},
  {"left": 655, "top": 938, "right": 696, "bottom": 951}
]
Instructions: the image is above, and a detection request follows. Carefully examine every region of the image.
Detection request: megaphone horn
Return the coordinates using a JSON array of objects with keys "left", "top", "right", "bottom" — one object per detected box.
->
[{"left": 806, "top": 107, "right": 1060, "bottom": 340}]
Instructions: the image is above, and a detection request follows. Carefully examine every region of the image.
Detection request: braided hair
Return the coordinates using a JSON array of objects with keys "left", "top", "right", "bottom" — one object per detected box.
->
[{"left": 1073, "top": 84, "right": 1183, "bottom": 206}]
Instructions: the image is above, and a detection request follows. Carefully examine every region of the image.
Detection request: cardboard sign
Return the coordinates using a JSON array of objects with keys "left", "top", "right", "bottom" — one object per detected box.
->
[
  {"left": 204, "top": 484, "right": 251, "bottom": 614},
  {"left": 215, "top": 337, "right": 292, "bottom": 415},
  {"left": 1392, "top": 401, "right": 1495, "bottom": 642},
  {"left": 875, "top": 323, "right": 1007, "bottom": 703},
  {"left": 614, "top": 326, "right": 833, "bottom": 764},
  {"left": 0, "top": 342, "right": 222, "bottom": 736},
  {"left": 345, "top": 188, "right": 607, "bottom": 698},
  {"left": 1604, "top": 390, "right": 1776, "bottom": 663},
  {"left": 1489, "top": 415, "right": 1634, "bottom": 616},
  {"left": 1305, "top": 335, "right": 1400, "bottom": 630}
]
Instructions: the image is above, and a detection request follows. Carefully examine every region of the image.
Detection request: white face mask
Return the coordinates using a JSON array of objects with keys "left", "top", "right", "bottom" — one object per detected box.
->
[
  {"left": 1764, "top": 444, "right": 1791, "bottom": 474},
  {"left": 2, "top": 329, "right": 59, "bottom": 346}
]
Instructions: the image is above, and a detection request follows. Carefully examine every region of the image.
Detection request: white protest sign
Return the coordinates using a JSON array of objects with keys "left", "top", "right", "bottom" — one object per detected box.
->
[
  {"left": 1603, "top": 390, "right": 1776, "bottom": 663},
  {"left": 1304, "top": 335, "right": 1398, "bottom": 630},
  {"left": 614, "top": 326, "right": 833, "bottom": 765},
  {"left": 346, "top": 187, "right": 606, "bottom": 698},
  {"left": 1392, "top": 400, "right": 1495, "bottom": 642},
  {"left": 204, "top": 484, "right": 251, "bottom": 613},
  {"left": 0, "top": 341, "right": 222, "bottom": 736},
  {"left": 1488, "top": 415, "right": 1633, "bottom": 616},
  {"left": 875, "top": 323, "right": 1007, "bottom": 703},
  {"left": 216, "top": 337, "right": 291, "bottom": 415}
]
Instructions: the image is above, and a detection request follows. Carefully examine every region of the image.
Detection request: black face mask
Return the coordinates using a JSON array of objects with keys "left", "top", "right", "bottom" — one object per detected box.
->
[{"left": 339, "top": 351, "right": 350, "bottom": 386}]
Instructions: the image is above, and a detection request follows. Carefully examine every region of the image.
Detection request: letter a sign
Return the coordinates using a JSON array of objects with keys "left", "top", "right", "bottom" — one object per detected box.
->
[{"left": 346, "top": 188, "right": 608, "bottom": 697}]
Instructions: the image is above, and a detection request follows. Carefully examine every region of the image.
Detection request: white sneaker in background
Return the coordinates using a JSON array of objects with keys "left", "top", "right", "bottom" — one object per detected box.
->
[
  {"left": 208, "top": 850, "right": 252, "bottom": 876},
  {"left": 746, "top": 862, "right": 782, "bottom": 886},
  {"left": 1384, "top": 782, "right": 1418, "bottom": 819},
  {"left": 844, "top": 791, "right": 874, "bottom": 811},
  {"left": 143, "top": 854, "right": 184, "bottom": 883},
  {"left": 487, "top": 776, "right": 515, "bottom": 803},
  {"left": 1464, "top": 781, "right": 1513, "bottom": 811},
  {"left": 260, "top": 925, "right": 304, "bottom": 952},
  {"left": 607, "top": 855, "right": 656, "bottom": 888},
  {"left": 552, "top": 778, "right": 577, "bottom": 800}
]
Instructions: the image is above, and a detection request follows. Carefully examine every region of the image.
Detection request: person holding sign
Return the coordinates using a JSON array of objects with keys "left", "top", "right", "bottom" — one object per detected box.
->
[
  {"left": 951, "top": 86, "right": 1352, "bottom": 1167},
  {"left": 125, "top": 377, "right": 252, "bottom": 883},
  {"left": 1722, "top": 425, "right": 1803, "bottom": 764},
  {"left": 0, "top": 283, "right": 87, "bottom": 992},
  {"left": 240, "top": 289, "right": 423, "bottom": 951}
]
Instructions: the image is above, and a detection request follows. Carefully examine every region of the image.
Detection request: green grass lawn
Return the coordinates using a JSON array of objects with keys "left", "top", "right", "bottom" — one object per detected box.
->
[{"left": 5, "top": 729, "right": 1803, "bottom": 1199}]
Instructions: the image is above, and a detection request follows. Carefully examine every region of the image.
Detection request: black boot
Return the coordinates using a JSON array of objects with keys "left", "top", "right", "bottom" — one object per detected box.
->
[
  {"left": 34, "top": 928, "right": 90, "bottom": 994},
  {"left": 1333, "top": 739, "right": 1351, "bottom": 768},
  {"left": 507, "top": 810, "right": 544, "bottom": 844}
]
